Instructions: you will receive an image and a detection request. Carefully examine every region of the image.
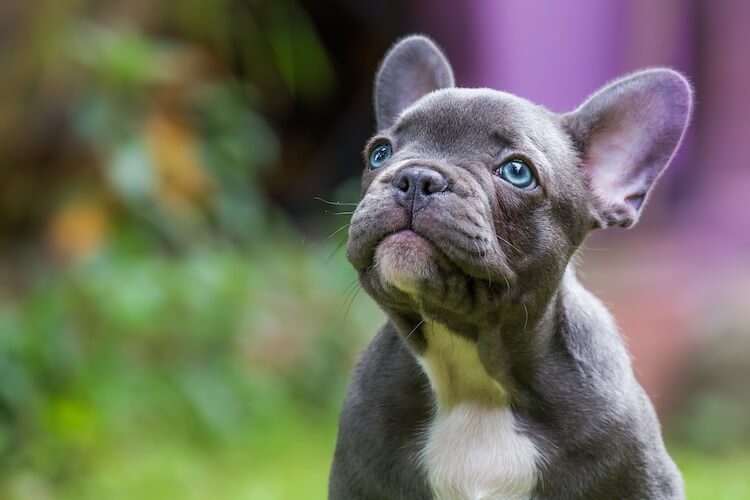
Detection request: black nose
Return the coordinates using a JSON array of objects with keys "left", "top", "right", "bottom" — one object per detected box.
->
[{"left": 392, "top": 167, "right": 449, "bottom": 213}]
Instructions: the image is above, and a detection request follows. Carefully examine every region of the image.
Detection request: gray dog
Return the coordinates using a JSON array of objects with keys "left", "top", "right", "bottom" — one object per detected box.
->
[{"left": 329, "top": 35, "right": 692, "bottom": 500}]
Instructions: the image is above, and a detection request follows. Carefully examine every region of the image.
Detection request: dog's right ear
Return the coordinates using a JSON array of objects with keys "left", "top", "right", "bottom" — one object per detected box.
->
[
  {"left": 564, "top": 69, "right": 692, "bottom": 229},
  {"left": 374, "top": 35, "right": 454, "bottom": 130}
]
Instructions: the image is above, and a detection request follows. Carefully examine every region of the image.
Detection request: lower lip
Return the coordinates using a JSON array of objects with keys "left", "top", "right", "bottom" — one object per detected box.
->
[
  {"left": 381, "top": 230, "right": 433, "bottom": 250},
  {"left": 385, "top": 229, "right": 423, "bottom": 243},
  {"left": 376, "top": 230, "right": 438, "bottom": 289}
]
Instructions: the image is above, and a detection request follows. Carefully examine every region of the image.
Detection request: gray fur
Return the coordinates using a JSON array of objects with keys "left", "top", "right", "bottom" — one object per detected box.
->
[
  {"left": 375, "top": 36, "right": 455, "bottom": 130},
  {"left": 330, "top": 35, "right": 692, "bottom": 499}
]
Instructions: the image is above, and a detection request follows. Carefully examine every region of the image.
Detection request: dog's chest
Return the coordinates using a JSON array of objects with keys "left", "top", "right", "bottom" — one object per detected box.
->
[{"left": 418, "top": 324, "right": 539, "bottom": 500}]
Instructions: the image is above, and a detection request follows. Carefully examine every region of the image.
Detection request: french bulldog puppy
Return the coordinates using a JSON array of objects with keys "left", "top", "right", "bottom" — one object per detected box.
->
[{"left": 329, "top": 35, "right": 692, "bottom": 500}]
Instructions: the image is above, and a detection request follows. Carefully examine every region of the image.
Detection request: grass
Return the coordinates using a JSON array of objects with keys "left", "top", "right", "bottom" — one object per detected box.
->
[
  {"left": 3, "top": 409, "right": 337, "bottom": 500},
  {"left": 76, "top": 430, "right": 750, "bottom": 500},
  {"left": 61, "top": 413, "right": 338, "bottom": 500},
  {"left": 674, "top": 447, "right": 750, "bottom": 499},
  {"left": 4, "top": 412, "right": 744, "bottom": 500}
]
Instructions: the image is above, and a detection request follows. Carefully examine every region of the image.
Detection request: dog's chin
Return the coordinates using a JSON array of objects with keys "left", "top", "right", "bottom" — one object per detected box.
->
[{"left": 374, "top": 230, "right": 441, "bottom": 296}]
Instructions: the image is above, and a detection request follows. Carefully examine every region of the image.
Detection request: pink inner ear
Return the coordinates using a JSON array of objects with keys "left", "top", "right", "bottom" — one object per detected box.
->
[
  {"left": 575, "top": 69, "right": 692, "bottom": 227},
  {"left": 585, "top": 123, "right": 653, "bottom": 209}
]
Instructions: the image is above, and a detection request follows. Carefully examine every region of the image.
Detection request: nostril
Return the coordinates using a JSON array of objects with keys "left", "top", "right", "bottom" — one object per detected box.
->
[
  {"left": 396, "top": 175, "right": 410, "bottom": 192},
  {"left": 421, "top": 174, "right": 448, "bottom": 195}
]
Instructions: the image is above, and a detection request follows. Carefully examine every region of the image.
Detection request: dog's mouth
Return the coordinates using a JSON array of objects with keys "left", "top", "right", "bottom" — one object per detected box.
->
[
  {"left": 346, "top": 194, "right": 524, "bottom": 327},
  {"left": 346, "top": 184, "right": 520, "bottom": 313},
  {"left": 371, "top": 219, "right": 514, "bottom": 296}
]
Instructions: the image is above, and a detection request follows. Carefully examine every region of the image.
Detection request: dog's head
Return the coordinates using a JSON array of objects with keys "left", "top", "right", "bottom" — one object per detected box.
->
[{"left": 347, "top": 35, "right": 691, "bottom": 340}]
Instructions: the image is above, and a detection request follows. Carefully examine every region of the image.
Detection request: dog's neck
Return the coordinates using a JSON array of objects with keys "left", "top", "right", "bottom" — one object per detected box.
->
[
  {"left": 417, "top": 322, "right": 510, "bottom": 410},
  {"left": 389, "top": 265, "right": 584, "bottom": 411}
]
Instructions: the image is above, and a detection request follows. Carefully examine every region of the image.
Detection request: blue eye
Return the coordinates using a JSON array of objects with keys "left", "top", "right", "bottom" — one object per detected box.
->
[
  {"left": 497, "top": 160, "right": 536, "bottom": 189},
  {"left": 369, "top": 144, "right": 392, "bottom": 170}
]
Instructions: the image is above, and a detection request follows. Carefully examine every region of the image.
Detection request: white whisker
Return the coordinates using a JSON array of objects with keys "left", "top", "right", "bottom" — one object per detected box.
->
[{"left": 315, "top": 197, "right": 358, "bottom": 206}]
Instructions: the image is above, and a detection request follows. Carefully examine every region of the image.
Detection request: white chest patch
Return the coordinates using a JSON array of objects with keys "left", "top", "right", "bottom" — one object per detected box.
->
[{"left": 417, "top": 323, "right": 539, "bottom": 500}]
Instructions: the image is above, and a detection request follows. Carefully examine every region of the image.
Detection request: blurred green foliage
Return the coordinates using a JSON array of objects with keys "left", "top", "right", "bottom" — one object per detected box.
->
[
  {"left": 68, "top": 24, "right": 281, "bottom": 247},
  {"left": 0, "top": 237, "right": 382, "bottom": 499},
  {"left": 0, "top": 2, "right": 367, "bottom": 497}
]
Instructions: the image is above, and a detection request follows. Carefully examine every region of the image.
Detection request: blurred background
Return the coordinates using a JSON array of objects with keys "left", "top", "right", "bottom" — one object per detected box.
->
[{"left": 0, "top": 0, "right": 747, "bottom": 498}]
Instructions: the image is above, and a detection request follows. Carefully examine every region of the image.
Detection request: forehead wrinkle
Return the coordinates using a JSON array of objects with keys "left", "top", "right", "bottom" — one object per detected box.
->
[{"left": 491, "top": 130, "right": 521, "bottom": 155}]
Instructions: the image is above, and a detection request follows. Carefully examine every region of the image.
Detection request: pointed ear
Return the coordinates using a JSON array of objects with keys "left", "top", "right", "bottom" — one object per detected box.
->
[
  {"left": 564, "top": 69, "right": 693, "bottom": 228},
  {"left": 374, "top": 35, "right": 454, "bottom": 130}
]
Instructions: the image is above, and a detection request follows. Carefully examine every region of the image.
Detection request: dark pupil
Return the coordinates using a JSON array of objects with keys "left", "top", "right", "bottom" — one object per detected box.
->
[
  {"left": 375, "top": 148, "right": 387, "bottom": 161},
  {"left": 511, "top": 163, "right": 523, "bottom": 176}
]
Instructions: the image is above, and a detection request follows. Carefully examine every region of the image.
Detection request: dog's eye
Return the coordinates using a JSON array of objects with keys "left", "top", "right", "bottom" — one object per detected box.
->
[
  {"left": 497, "top": 160, "right": 536, "bottom": 189},
  {"left": 369, "top": 144, "right": 392, "bottom": 170}
]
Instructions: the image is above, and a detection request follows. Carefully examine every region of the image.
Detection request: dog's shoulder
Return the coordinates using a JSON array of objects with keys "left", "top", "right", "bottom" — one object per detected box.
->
[{"left": 329, "top": 324, "right": 432, "bottom": 500}]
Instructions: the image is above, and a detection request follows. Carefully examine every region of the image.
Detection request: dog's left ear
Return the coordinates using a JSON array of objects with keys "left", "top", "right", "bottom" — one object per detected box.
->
[
  {"left": 564, "top": 69, "right": 693, "bottom": 228},
  {"left": 374, "top": 35, "right": 454, "bottom": 130}
]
